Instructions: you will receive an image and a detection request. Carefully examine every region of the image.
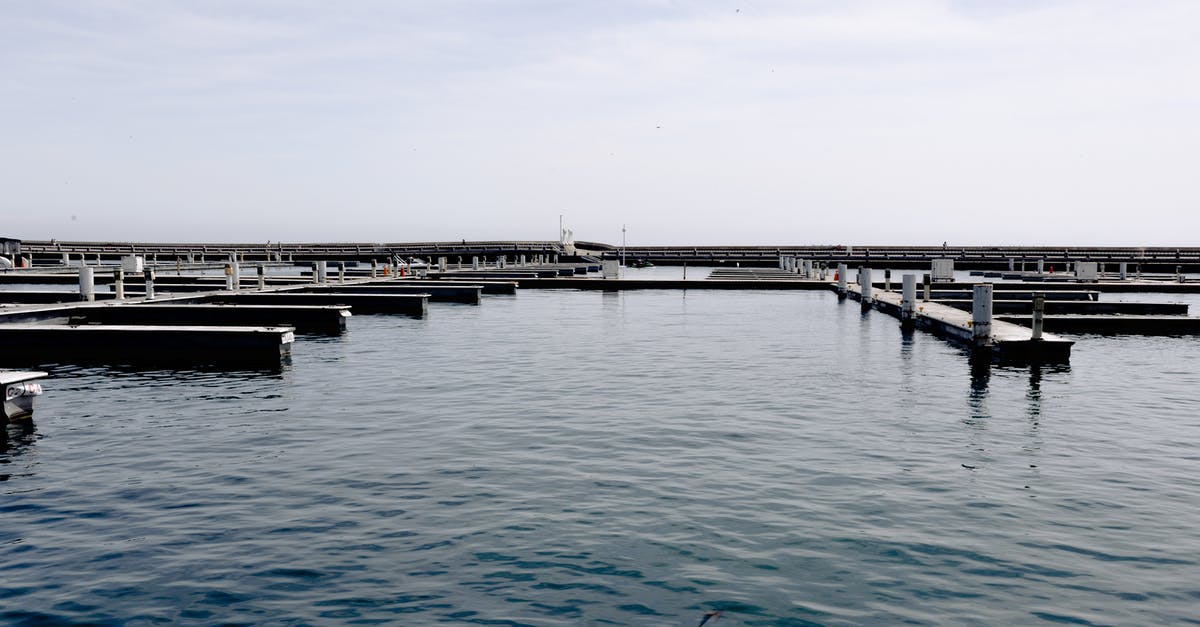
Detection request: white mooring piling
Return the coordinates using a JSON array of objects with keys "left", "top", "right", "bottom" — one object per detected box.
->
[
  {"left": 78, "top": 266, "right": 95, "bottom": 302},
  {"left": 144, "top": 268, "right": 156, "bottom": 300},
  {"left": 972, "top": 284, "right": 993, "bottom": 345},
  {"left": 114, "top": 268, "right": 125, "bottom": 300},
  {"left": 338, "top": 262, "right": 345, "bottom": 283},
  {"left": 257, "top": 265, "right": 266, "bottom": 290},
  {"left": 1037, "top": 258, "right": 1045, "bottom": 274},
  {"left": 472, "top": 256, "right": 480, "bottom": 270},
  {"left": 901, "top": 274, "right": 917, "bottom": 330},
  {"left": 859, "top": 267, "right": 873, "bottom": 309},
  {"left": 371, "top": 260, "right": 378, "bottom": 278},
  {"left": 884, "top": 269, "right": 891, "bottom": 291},
  {"left": 837, "top": 263, "right": 847, "bottom": 297},
  {"left": 232, "top": 262, "right": 241, "bottom": 291},
  {"left": 923, "top": 273, "right": 931, "bottom": 302},
  {"left": 317, "top": 262, "right": 328, "bottom": 284},
  {"left": 225, "top": 264, "right": 235, "bottom": 290},
  {"left": 1119, "top": 262, "right": 1127, "bottom": 280},
  {"left": 1032, "top": 293, "right": 1045, "bottom": 340}
]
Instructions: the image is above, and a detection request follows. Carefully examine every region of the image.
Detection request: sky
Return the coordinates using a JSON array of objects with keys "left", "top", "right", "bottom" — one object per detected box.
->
[{"left": 2, "top": 0, "right": 1198, "bottom": 246}]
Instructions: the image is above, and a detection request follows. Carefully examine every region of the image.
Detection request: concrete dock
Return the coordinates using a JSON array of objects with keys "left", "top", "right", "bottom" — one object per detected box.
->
[
  {"left": 0, "top": 324, "right": 294, "bottom": 367},
  {"left": 67, "top": 303, "right": 351, "bottom": 334},
  {"left": 845, "top": 283, "right": 1074, "bottom": 363}
]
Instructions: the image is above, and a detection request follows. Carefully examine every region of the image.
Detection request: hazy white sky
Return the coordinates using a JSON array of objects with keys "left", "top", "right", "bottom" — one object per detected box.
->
[{"left": 3, "top": 0, "right": 1198, "bottom": 245}]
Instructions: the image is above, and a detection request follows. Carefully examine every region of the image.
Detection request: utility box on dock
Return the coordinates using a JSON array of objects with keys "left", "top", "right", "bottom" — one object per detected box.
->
[
  {"left": 121, "top": 255, "right": 144, "bottom": 273},
  {"left": 602, "top": 260, "right": 621, "bottom": 279},
  {"left": 931, "top": 259, "right": 955, "bottom": 282},
  {"left": 1075, "top": 262, "right": 1099, "bottom": 281}
]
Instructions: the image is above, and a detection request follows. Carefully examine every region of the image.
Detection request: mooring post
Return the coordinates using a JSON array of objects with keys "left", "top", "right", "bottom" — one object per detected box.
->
[
  {"left": 338, "top": 262, "right": 345, "bottom": 283},
  {"left": 836, "top": 263, "right": 847, "bottom": 298},
  {"left": 472, "top": 256, "right": 479, "bottom": 270},
  {"left": 884, "top": 268, "right": 891, "bottom": 291},
  {"left": 144, "top": 268, "right": 156, "bottom": 300},
  {"left": 317, "top": 262, "right": 328, "bottom": 284},
  {"left": 1032, "top": 292, "right": 1045, "bottom": 340},
  {"left": 371, "top": 259, "right": 378, "bottom": 278},
  {"left": 901, "top": 274, "right": 917, "bottom": 330},
  {"left": 1178, "top": 266, "right": 1184, "bottom": 283},
  {"left": 1037, "top": 258, "right": 1045, "bottom": 274},
  {"left": 1008, "top": 257, "right": 1014, "bottom": 271},
  {"left": 257, "top": 265, "right": 266, "bottom": 290},
  {"left": 114, "top": 268, "right": 125, "bottom": 300},
  {"left": 311, "top": 262, "right": 320, "bottom": 284},
  {"left": 224, "top": 263, "right": 235, "bottom": 290},
  {"left": 62, "top": 252, "right": 69, "bottom": 266},
  {"left": 859, "top": 267, "right": 873, "bottom": 310},
  {"left": 972, "top": 284, "right": 993, "bottom": 346},
  {"left": 1119, "top": 262, "right": 1127, "bottom": 280},
  {"left": 439, "top": 257, "right": 448, "bottom": 272},
  {"left": 922, "top": 273, "right": 931, "bottom": 302},
  {"left": 78, "top": 266, "right": 95, "bottom": 302},
  {"left": 232, "top": 261, "right": 241, "bottom": 291}
]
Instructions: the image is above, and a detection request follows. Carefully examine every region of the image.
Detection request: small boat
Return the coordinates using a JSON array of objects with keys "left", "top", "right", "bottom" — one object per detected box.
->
[{"left": 2, "top": 371, "right": 47, "bottom": 422}]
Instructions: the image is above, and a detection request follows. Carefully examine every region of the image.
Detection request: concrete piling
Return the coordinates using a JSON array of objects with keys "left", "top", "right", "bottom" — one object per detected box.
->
[
  {"left": 884, "top": 269, "right": 891, "bottom": 291},
  {"left": 144, "top": 268, "right": 156, "bottom": 300},
  {"left": 371, "top": 260, "right": 378, "bottom": 278},
  {"left": 837, "top": 263, "right": 847, "bottom": 298},
  {"left": 1119, "top": 262, "right": 1127, "bottom": 280},
  {"left": 901, "top": 274, "right": 917, "bottom": 330},
  {"left": 338, "top": 262, "right": 345, "bottom": 283},
  {"left": 1032, "top": 293, "right": 1045, "bottom": 340},
  {"left": 923, "top": 273, "right": 931, "bottom": 302},
  {"left": 472, "top": 256, "right": 480, "bottom": 270},
  {"left": 257, "top": 265, "right": 266, "bottom": 290},
  {"left": 114, "top": 268, "right": 125, "bottom": 300},
  {"left": 859, "top": 267, "right": 873, "bottom": 309},
  {"left": 972, "top": 284, "right": 993, "bottom": 345},
  {"left": 311, "top": 262, "right": 320, "bottom": 284},
  {"left": 317, "top": 263, "right": 328, "bottom": 284},
  {"left": 78, "top": 266, "right": 95, "bottom": 302},
  {"left": 225, "top": 264, "right": 235, "bottom": 290}
]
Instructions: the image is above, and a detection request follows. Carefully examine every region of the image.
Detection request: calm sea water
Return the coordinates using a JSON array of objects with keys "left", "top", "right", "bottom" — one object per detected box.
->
[{"left": 3, "top": 283, "right": 1199, "bottom": 625}]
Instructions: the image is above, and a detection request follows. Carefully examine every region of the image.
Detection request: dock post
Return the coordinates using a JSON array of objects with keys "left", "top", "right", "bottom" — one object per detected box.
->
[
  {"left": 1037, "top": 258, "right": 1045, "bottom": 274},
  {"left": 1119, "top": 262, "right": 1127, "bottom": 280},
  {"left": 257, "top": 265, "right": 266, "bottom": 290},
  {"left": 232, "top": 261, "right": 241, "bottom": 291},
  {"left": 1031, "top": 293, "right": 1045, "bottom": 340},
  {"left": 62, "top": 252, "right": 69, "bottom": 266},
  {"left": 1178, "top": 266, "right": 1184, "bottom": 283},
  {"left": 972, "top": 284, "right": 993, "bottom": 346},
  {"left": 78, "top": 266, "right": 95, "bottom": 302},
  {"left": 884, "top": 269, "right": 891, "bottom": 291},
  {"left": 371, "top": 260, "right": 378, "bottom": 278},
  {"left": 519, "top": 254, "right": 526, "bottom": 267},
  {"left": 317, "top": 263, "right": 328, "bottom": 284},
  {"left": 922, "top": 273, "right": 931, "bottom": 302},
  {"left": 472, "top": 256, "right": 480, "bottom": 270},
  {"left": 114, "top": 268, "right": 125, "bottom": 300},
  {"left": 859, "top": 267, "right": 872, "bottom": 310},
  {"left": 1008, "top": 257, "right": 1014, "bottom": 271},
  {"left": 338, "top": 262, "right": 345, "bottom": 283},
  {"left": 901, "top": 274, "right": 917, "bottom": 330},
  {"left": 225, "top": 264, "right": 235, "bottom": 290},
  {"left": 440, "top": 257, "right": 448, "bottom": 272},
  {"left": 144, "top": 268, "right": 156, "bottom": 300},
  {"left": 836, "top": 263, "right": 847, "bottom": 298},
  {"left": 311, "top": 262, "right": 320, "bottom": 284}
]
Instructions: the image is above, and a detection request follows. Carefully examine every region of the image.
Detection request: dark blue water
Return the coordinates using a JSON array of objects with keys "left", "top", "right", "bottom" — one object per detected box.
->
[{"left": 3, "top": 288, "right": 1199, "bottom": 625}]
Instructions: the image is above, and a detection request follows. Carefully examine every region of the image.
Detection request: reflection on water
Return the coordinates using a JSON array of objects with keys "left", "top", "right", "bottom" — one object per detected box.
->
[{"left": 2, "top": 291, "right": 1197, "bottom": 625}]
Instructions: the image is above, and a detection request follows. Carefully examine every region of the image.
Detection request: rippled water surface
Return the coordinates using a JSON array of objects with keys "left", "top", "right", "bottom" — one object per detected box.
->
[{"left": 3, "top": 287, "right": 1199, "bottom": 625}]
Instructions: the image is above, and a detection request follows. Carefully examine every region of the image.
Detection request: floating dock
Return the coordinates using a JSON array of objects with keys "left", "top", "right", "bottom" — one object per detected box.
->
[
  {"left": 67, "top": 303, "right": 351, "bottom": 334},
  {"left": 844, "top": 282, "right": 1074, "bottom": 363},
  {"left": 0, "top": 324, "right": 294, "bottom": 367}
]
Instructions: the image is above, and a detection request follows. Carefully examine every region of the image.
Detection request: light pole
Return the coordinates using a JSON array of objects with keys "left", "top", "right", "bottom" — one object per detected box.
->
[{"left": 621, "top": 224, "right": 626, "bottom": 266}]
